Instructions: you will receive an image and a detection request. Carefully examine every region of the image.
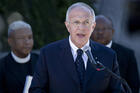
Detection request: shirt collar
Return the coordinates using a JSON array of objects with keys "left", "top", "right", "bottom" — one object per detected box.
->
[
  {"left": 106, "top": 40, "right": 112, "bottom": 48},
  {"left": 69, "top": 36, "right": 89, "bottom": 54},
  {"left": 11, "top": 51, "right": 31, "bottom": 64}
]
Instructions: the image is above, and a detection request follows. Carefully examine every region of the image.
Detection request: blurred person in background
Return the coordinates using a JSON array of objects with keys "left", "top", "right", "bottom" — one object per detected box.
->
[
  {"left": 91, "top": 15, "right": 139, "bottom": 93},
  {"left": 0, "top": 21, "right": 38, "bottom": 93}
]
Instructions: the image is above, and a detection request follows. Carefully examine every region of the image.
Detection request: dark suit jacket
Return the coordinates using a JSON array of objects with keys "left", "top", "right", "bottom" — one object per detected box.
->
[
  {"left": 0, "top": 52, "right": 38, "bottom": 93},
  {"left": 111, "top": 42, "right": 139, "bottom": 93},
  {"left": 30, "top": 38, "right": 122, "bottom": 93}
]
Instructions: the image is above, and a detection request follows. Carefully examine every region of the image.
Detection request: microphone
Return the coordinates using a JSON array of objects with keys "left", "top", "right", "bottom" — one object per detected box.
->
[
  {"left": 83, "top": 46, "right": 132, "bottom": 93},
  {"left": 83, "top": 46, "right": 97, "bottom": 65},
  {"left": 83, "top": 46, "right": 105, "bottom": 71}
]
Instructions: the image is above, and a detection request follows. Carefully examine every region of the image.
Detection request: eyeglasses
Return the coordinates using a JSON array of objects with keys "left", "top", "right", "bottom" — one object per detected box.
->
[{"left": 69, "top": 20, "right": 93, "bottom": 27}]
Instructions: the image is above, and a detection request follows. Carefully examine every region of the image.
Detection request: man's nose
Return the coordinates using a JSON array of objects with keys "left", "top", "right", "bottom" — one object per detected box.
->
[
  {"left": 77, "top": 23, "right": 86, "bottom": 30},
  {"left": 98, "top": 30, "right": 104, "bottom": 34},
  {"left": 24, "top": 38, "right": 31, "bottom": 44}
]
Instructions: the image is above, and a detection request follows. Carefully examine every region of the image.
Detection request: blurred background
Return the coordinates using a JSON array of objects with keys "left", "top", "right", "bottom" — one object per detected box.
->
[{"left": 0, "top": 0, "right": 140, "bottom": 91}]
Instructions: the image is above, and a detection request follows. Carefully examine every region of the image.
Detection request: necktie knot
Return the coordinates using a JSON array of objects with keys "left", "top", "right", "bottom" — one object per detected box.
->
[{"left": 77, "top": 49, "right": 83, "bottom": 56}]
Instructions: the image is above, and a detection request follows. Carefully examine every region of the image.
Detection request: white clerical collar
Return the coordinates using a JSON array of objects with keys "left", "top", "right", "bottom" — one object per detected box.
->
[
  {"left": 69, "top": 36, "right": 89, "bottom": 55},
  {"left": 11, "top": 51, "right": 31, "bottom": 64},
  {"left": 106, "top": 40, "right": 112, "bottom": 48}
]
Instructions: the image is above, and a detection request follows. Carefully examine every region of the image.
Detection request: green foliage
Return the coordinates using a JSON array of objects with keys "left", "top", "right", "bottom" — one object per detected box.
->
[{"left": 0, "top": 0, "right": 95, "bottom": 51}]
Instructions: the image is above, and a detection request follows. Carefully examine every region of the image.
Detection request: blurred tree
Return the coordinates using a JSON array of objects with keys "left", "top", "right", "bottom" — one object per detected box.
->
[{"left": 0, "top": 0, "right": 95, "bottom": 51}]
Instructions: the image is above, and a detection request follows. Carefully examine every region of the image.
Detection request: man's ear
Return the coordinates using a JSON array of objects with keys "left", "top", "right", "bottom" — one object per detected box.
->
[
  {"left": 92, "top": 22, "right": 96, "bottom": 29},
  {"left": 8, "top": 37, "right": 13, "bottom": 47},
  {"left": 64, "top": 21, "right": 70, "bottom": 32},
  {"left": 92, "top": 22, "right": 96, "bottom": 32},
  {"left": 112, "top": 29, "right": 115, "bottom": 35}
]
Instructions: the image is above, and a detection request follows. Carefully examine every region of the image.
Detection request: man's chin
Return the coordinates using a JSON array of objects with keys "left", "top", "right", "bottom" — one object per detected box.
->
[
  {"left": 22, "top": 50, "right": 31, "bottom": 56},
  {"left": 77, "top": 41, "right": 87, "bottom": 48},
  {"left": 96, "top": 40, "right": 105, "bottom": 45}
]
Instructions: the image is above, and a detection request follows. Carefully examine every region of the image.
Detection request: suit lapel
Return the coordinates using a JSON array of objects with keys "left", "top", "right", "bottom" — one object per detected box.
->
[
  {"left": 84, "top": 40, "right": 98, "bottom": 85},
  {"left": 111, "top": 42, "right": 116, "bottom": 50},
  {"left": 59, "top": 38, "right": 80, "bottom": 85}
]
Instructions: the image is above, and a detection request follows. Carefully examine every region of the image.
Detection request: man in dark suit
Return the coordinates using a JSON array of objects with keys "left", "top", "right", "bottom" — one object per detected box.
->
[
  {"left": 91, "top": 15, "right": 139, "bottom": 93},
  {"left": 0, "top": 21, "right": 38, "bottom": 93},
  {"left": 30, "top": 2, "right": 123, "bottom": 93}
]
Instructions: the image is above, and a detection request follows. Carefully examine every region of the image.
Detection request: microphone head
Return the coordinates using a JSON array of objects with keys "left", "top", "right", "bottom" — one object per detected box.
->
[{"left": 83, "top": 46, "right": 91, "bottom": 52}]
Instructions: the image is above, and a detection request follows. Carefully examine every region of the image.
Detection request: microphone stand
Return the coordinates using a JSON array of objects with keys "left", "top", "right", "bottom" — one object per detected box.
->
[
  {"left": 91, "top": 61, "right": 132, "bottom": 93},
  {"left": 83, "top": 46, "right": 132, "bottom": 93}
]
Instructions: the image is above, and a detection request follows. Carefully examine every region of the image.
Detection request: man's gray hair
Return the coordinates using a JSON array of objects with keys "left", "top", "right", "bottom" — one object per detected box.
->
[
  {"left": 8, "top": 20, "right": 31, "bottom": 37},
  {"left": 65, "top": 2, "right": 95, "bottom": 22}
]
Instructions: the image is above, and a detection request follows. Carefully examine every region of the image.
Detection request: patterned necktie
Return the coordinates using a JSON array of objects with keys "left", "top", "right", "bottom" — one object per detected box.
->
[{"left": 75, "top": 49, "right": 85, "bottom": 91}]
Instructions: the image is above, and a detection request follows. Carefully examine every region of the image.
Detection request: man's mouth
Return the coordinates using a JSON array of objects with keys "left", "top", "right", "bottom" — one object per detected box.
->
[
  {"left": 77, "top": 33, "right": 85, "bottom": 38},
  {"left": 24, "top": 47, "right": 32, "bottom": 50},
  {"left": 96, "top": 35, "right": 104, "bottom": 40}
]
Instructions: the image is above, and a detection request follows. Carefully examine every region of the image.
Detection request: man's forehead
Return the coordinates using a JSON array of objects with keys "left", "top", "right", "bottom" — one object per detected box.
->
[
  {"left": 69, "top": 16, "right": 92, "bottom": 22},
  {"left": 96, "top": 19, "right": 112, "bottom": 28},
  {"left": 69, "top": 9, "right": 92, "bottom": 21},
  {"left": 12, "top": 28, "right": 31, "bottom": 34},
  {"left": 69, "top": 7, "right": 91, "bottom": 16}
]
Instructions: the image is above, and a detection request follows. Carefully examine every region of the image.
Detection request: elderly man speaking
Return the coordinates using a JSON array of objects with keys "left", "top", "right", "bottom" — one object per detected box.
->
[{"left": 30, "top": 2, "right": 123, "bottom": 93}]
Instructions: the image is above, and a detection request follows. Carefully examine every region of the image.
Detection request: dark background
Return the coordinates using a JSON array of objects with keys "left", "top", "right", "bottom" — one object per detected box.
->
[{"left": 0, "top": 0, "right": 96, "bottom": 51}]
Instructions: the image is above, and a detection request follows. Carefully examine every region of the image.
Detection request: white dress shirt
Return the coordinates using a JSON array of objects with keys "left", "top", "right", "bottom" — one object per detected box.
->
[
  {"left": 106, "top": 40, "right": 112, "bottom": 48},
  {"left": 69, "top": 36, "right": 89, "bottom": 69}
]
